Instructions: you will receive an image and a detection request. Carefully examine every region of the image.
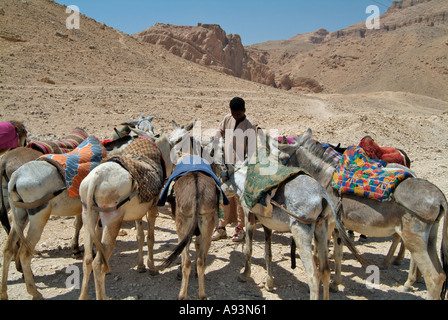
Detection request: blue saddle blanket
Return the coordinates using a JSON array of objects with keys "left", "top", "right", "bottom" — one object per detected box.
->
[{"left": 157, "top": 156, "right": 229, "bottom": 206}]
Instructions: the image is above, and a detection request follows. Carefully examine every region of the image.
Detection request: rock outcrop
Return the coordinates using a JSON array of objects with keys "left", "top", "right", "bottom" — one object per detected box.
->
[{"left": 134, "top": 23, "right": 276, "bottom": 87}]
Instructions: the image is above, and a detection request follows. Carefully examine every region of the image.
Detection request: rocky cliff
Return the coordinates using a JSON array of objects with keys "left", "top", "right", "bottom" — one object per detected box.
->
[{"left": 134, "top": 23, "right": 276, "bottom": 87}]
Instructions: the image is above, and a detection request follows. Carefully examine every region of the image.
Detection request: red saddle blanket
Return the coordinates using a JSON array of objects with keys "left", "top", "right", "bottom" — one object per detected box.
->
[
  {"left": 359, "top": 136, "right": 406, "bottom": 166},
  {"left": 40, "top": 136, "right": 106, "bottom": 197}
]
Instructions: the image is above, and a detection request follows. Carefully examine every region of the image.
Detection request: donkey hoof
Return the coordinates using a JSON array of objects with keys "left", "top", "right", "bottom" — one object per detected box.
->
[
  {"left": 403, "top": 285, "right": 414, "bottom": 293},
  {"left": 329, "top": 282, "right": 339, "bottom": 293},
  {"left": 137, "top": 265, "right": 146, "bottom": 273},
  {"left": 238, "top": 273, "right": 249, "bottom": 283},
  {"left": 32, "top": 292, "right": 44, "bottom": 300},
  {"left": 148, "top": 268, "right": 159, "bottom": 276}
]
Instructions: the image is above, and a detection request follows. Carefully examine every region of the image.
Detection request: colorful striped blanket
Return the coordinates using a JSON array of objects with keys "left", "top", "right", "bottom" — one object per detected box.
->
[
  {"left": 39, "top": 136, "right": 106, "bottom": 198},
  {"left": 332, "top": 146, "right": 412, "bottom": 201},
  {"left": 27, "top": 128, "right": 88, "bottom": 154}
]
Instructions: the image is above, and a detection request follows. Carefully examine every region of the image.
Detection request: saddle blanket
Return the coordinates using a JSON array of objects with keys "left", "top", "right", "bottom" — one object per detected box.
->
[
  {"left": 359, "top": 136, "right": 406, "bottom": 166},
  {"left": 27, "top": 128, "right": 88, "bottom": 154},
  {"left": 158, "top": 156, "right": 229, "bottom": 218},
  {"left": 332, "top": 146, "right": 412, "bottom": 201},
  {"left": 0, "top": 122, "right": 19, "bottom": 149},
  {"left": 103, "top": 138, "right": 165, "bottom": 203},
  {"left": 244, "top": 148, "right": 309, "bottom": 210},
  {"left": 40, "top": 136, "right": 106, "bottom": 198}
]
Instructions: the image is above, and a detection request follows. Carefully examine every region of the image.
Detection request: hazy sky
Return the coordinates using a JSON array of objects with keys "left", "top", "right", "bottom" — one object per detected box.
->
[{"left": 56, "top": 0, "right": 392, "bottom": 45}]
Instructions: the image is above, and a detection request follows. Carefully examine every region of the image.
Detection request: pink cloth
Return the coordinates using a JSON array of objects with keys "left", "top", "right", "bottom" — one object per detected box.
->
[
  {"left": 0, "top": 122, "right": 18, "bottom": 149},
  {"left": 277, "top": 136, "right": 295, "bottom": 144}
]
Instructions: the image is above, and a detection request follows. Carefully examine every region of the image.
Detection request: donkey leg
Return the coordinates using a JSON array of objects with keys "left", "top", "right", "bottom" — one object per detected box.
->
[
  {"left": 382, "top": 233, "right": 401, "bottom": 268},
  {"left": 79, "top": 217, "right": 94, "bottom": 300},
  {"left": 71, "top": 215, "right": 83, "bottom": 256},
  {"left": 1, "top": 226, "right": 23, "bottom": 300},
  {"left": 393, "top": 241, "right": 406, "bottom": 266},
  {"left": 330, "top": 228, "right": 343, "bottom": 293},
  {"left": 262, "top": 225, "right": 274, "bottom": 291},
  {"left": 196, "top": 214, "right": 215, "bottom": 300},
  {"left": 92, "top": 221, "right": 121, "bottom": 300},
  {"left": 402, "top": 221, "right": 445, "bottom": 300},
  {"left": 146, "top": 207, "right": 158, "bottom": 275},
  {"left": 1, "top": 206, "right": 28, "bottom": 300},
  {"left": 315, "top": 221, "right": 330, "bottom": 300},
  {"left": 20, "top": 211, "right": 51, "bottom": 300},
  {"left": 239, "top": 215, "right": 255, "bottom": 283},
  {"left": 135, "top": 219, "right": 146, "bottom": 273},
  {"left": 292, "top": 222, "right": 319, "bottom": 300}
]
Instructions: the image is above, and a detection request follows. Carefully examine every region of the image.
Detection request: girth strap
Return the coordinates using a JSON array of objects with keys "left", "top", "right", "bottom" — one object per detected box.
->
[
  {"left": 12, "top": 187, "right": 66, "bottom": 210},
  {"left": 270, "top": 200, "right": 328, "bottom": 226},
  {"left": 82, "top": 189, "right": 139, "bottom": 213}
]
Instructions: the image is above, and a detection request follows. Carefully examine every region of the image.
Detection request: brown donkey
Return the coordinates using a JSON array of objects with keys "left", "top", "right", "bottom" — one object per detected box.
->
[{"left": 158, "top": 168, "right": 223, "bottom": 300}]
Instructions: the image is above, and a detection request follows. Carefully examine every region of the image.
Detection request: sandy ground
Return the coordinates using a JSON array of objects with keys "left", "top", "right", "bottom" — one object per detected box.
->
[{"left": 1, "top": 85, "right": 447, "bottom": 301}]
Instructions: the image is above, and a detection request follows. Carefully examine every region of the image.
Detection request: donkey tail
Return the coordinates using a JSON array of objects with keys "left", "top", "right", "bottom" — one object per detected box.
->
[
  {"left": 440, "top": 200, "right": 448, "bottom": 300},
  {"left": 157, "top": 174, "right": 200, "bottom": 272},
  {"left": 8, "top": 175, "right": 35, "bottom": 255},
  {"left": 84, "top": 173, "right": 111, "bottom": 274}
]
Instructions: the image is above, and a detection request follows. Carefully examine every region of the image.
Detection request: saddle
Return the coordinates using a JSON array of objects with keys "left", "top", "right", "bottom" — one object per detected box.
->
[
  {"left": 39, "top": 136, "right": 106, "bottom": 198},
  {"left": 27, "top": 128, "right": 89, "bottom": 154},
  {"left": 103, "top": 138, "right": 165, "bottom": 203},
  {"left": 359, "top": 136, "right": 407, "bottom": 167},
  {"left": 0, "top": 122, "right": 18, "bottom": 149},
  {"left": 244, "top": 148, "right": 309, "bottom": 217},
  {"left": 332, "top": 146, "right": 412, "bottom": 201},
  {"left": 158, "top": 156, "right": 229, "bottom": 218}
]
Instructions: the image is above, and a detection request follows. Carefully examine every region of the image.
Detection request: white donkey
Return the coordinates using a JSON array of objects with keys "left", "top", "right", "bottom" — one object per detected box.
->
[
  {"left": 1, "top": 134, "right": 134, "bottom": 300},
  {"left": 78, "top": 122, "right": 193, "bottom": 300},
  {"left": 217, "top": 134, "right": 365, "bottom": 300}
]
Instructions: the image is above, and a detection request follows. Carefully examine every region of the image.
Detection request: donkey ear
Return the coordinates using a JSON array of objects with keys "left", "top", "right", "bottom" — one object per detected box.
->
[
  {"left": 114, "top": 128, "right": 129, "bottom": 138},
  {"left": 172, "top": 120, "right": 179, "bottom": 129},
  {"left": 121, "top": 119, "right": 140, "bottom": 127},
  {"left": 145, "top": 116, "right": 155, "bottom": 122},
  {"left": 304, "top": 128, "right": 313, "bottom": 140},
  {"left": 185, "top": 121, "right": 195, "bottom": 131}
]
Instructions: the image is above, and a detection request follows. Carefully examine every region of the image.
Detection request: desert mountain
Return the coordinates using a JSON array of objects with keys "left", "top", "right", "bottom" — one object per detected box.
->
[
  {"left": 135, "top": 0, "right": 448, "bottom": 101},
  {"left": 0, "top": 0, "right": 447, "bottom": 183},
  {"left": 134, "top": 23, "right": 276, "bottom": 87}
]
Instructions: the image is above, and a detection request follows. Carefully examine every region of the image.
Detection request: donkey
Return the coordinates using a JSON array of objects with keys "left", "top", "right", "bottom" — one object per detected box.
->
[
  {"left": 78, "top": 123, "right": 193, "bottom": 300},
  {"left": 156, "top": 155, "right": 227, "bottom": 300},
  {"left": 216, "top": 135, "right": 364, "bottom": 300},
  {"left": 0, "top": 147, "right": 43, "bottom": 234},
  {"left": 284, "top": 128, "right": 448, "bottom": 300},
  {"left": 0, "top": 135, "right": 133, "bottom": 300}
]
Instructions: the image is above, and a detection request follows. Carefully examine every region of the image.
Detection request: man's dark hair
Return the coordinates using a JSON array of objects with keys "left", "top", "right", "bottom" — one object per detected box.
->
[{"left": 229, "top": 97, "right": 245, "bottom": 111}]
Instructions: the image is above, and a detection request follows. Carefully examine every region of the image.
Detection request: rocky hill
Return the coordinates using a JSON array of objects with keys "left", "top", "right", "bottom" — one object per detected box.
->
[
  {"left": 134, "top": 0, "right": 448, "bottom": 100},
  {"left": 134, "top": 23, "right": 276, "bottom": 87},
  {"left": 249, "top": 0, "right": 448, "bottom": 100}
]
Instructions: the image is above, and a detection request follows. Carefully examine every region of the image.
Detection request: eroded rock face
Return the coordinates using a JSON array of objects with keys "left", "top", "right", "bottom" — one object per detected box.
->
[{"left": 134, "top": 23, "right": 276, "bottom": 87}]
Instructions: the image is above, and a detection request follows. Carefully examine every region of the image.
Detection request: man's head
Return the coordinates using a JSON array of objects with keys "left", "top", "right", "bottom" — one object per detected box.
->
[{"left": 229, "top": 97, "right": 246, "bottom": 121}]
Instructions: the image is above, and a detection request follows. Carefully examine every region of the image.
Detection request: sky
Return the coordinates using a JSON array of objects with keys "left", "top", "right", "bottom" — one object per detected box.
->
[{"left": 55, "top": 0, "right": 392, "bottom": 45}]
